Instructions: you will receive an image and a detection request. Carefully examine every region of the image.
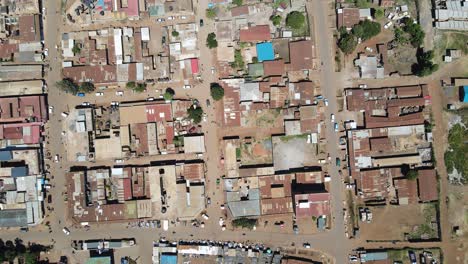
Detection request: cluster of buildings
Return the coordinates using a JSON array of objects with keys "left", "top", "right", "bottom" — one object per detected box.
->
[
  {"left": 434, "top": 0, "right": 468, "bottom": 30},
  {"left": 152, "top": 240, "right": 323, "bottom": 264},
  {"left": 0, "top": 0, "right": 49, "bottom": 227},
  {"left": 61, "top": 23, "right": 200, "bottom": 86},
  {"left": 64, "top": 99, "right": 208, "bottom": 223},
  {"left": 343, "top": 84, "right": 439, "bottom": 206}
]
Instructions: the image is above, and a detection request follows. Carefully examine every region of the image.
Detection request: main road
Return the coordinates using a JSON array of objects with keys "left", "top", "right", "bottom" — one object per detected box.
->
[{"left": 1, "top": 0, "right": 351, "bottom": 263}]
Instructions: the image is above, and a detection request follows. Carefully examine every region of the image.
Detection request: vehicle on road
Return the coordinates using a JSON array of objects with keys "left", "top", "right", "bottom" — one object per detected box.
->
[
  {"left": 206, "top": 99, "right": 211, "bottom": 107},
  {"left": 47, "top": 194, "right": 52, "bottom": 203},
  {"left": 167, "top": 16, "right": 174, "bottom": 20},
  {"left": 116, "top": 91, "right": 124, "bottom": 96},
  {"left": 202, "top": 213, "right": 209, "bottom": 220},
  {"left": 335, "top": 157, "right": 341, "bottom": 167},
  {"left": 324, "top": 99, "right": 328, "bottom": 106},
  {"left": 334, "top": 122, "right": 339, "bottom": 132},
  {"left": 303, "top": 243, "right": 311, "bottom": 249},
  {"left": 62, "top": 227, "right": 71, "bottom": 235},
  {"left": 54, "top": 154, "right": 60, "bottom": 163},
  {"left": 206, "top": 197, "right": 211, "bottom": 205},
  {"left": 200, "top": 19, "right": 204, "bottom": 26},
  {"left": 44, "top": 48, "right": 48, "bottom": 56},
  {"left": 358, "top": 84, "right": 367, "bottom": 88},
  {"left": 61, "top": 112, "right": 69, "bottom": 117},
  {"left": 48, "top": 106, "right": 54, "bottom": 114},
  {"left": 147, "top": 97, "right": 155, "bottom": 101},
  {"left": 20, "top": 227, "right": 29, "bottom": 232},
  {"left": 162, "top": 220, "right": 169, "bottom": 231},
  {"left": 330, "top": 114, "right": 335, "bottom": 123},
  {"left": 95, "top": 92, "right": 104, "bottom": 96},
  {"left": 180, "top": 15, "right": 187, "bottom": 19},
  {"left": 156, "top": 18, "right": 165, "bottom": 22},
  {"left": 211, "top": 67, "right": 215, "bottom": 74},
  {"left": 81, "top": 102, "right": 90, "bottom": 106}
]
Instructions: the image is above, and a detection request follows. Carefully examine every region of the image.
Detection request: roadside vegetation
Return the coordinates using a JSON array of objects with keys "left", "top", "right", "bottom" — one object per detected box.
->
[
  {"left": 210, "top": 83, "right": 224, "bottom": 101},
  {"left": 407, "top": 203, "right": 438, "bottom": 240},
  {"left": 56, "top": 78, "right": 95, "bottom": 94},
  {"left": 163, "top": 87, "right": 175, "bottom": 101},
  {"left": 444, "top": 123, "right": 468, "bottom": 183},
  {"left": 232, "top": 218, "right": 257, "bottom": 229},
  {"left": 126, "top": 81, "right": 146, "bottom": 93},
  {"left": 206, "top": 33, "right": 218, "bottom": 49},
  {"left": 0, "top": 239, "right": 51, "bottom": 264}
]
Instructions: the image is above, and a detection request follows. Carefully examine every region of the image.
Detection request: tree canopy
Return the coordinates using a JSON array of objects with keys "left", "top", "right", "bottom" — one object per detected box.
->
[
  {"left": 412, "top": 49, "right": 439, "bottom": 77},
  {"left": 56, "top": 78, "right": 79, "bottom": 94},
  {"left": 232, "top": 218, "right": 257, "bottom": 229},
  {"left": 338, "top": 33, "right": 357, "bottom": 54},
  {"left": 80, "top": 82, "right": 95, "bottom": 93},
  {"left": 187, "top": 105, "right": 204, "bottom": 124},
  {"left": 206, "top": 8, "right": 217, "bottom": 19},
  {"left": 163, "top": 87, "right": 175, "bottom": 101},
  {"left": 232, "top": 0, "right": 243, "bottom": 6},
  {"left": 406, "top": 170, "right": 419, "bottom": 180},
  {"left": 286, "top": 11, "right": 305, "bottom": 30},
  {"left": 402, "top": 18, "right": 425, "bottom": 48},
  {"left": 352, "top": 20, "right": 381, "bottom": 41},
  {"left": 171, "top": 30, "right": 179, "bottom": 37},
  {"left": 210, "top": 83, "right": 225, "bottom": 101},
  {"left": 206, "top": 32, "right": 218, "bottom": 49},
  {"left": 126, "top": 81, "right": 146, "bottom": 93},
  {"left": 270, "top": 15, "right": 282, "bottom": 27}
]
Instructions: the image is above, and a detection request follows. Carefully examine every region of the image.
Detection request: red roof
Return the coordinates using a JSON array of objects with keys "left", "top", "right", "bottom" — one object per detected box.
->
[
  {"left": 263, "top": 60, "right": 285, "bottom": 76},
  {"left": 118, "top": 0, "right": 139, "bottom": 17},
  {"left": 0, "top": 43, "right": 18, "bottom": 59},
  {"left": 231, "top": 5, "right": 249, "bottom": 17},
  {"left": 146, "top": 104, "right": 172, "bottom": 122},
  {"left": 294, "top": 192, "right": 331, "bottom": 218},
  {"left": 239, "top": 25, "right": 271, "bottom": 42},
  {"left": 191, "top": 58, "right": 199, "bottom": 74},
  {"left": 123, "top": 178, "right": 133, "bottom": 200},
  {"left": 418, "top": 169, "right": 438, "bottom": 202}
]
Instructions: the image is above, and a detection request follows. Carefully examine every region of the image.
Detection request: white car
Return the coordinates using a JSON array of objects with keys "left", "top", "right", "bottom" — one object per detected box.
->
[
  {"left": 156, "top": 18, "right": 165, "bottom": 22},
  {"left": 365, "top": 47, "right": 373, "bottom": 52},
  {"left": 324, "top": 99, "right": 329, "bottom": 106},
  {"left": 180, "top": 15, "right": 187, "bottom": 19},
  {"left": 81, "top": 102, "right": 90, "bottom": 106},
  {"left": 43, "top": 48, "right": 48, "bottom": 56},
  {"left": 48, "top": 106, "right": 54, "bottom": 114},
  {"left": 62, "top": 227, "right": 70, "bottom": 235},
  {"left": 303, "top": 243, "right": 311, "bottom": 249},
  {"left": 330, "top": 114, "right": 335, "bottom": 123},
  {"left": 384, "top": 21, "right": 393, "bottom": 29},
  {"left": 54, "top": 154, "right": 60, "bottom": 163},
  {"left": 115, "top": 159, "right": 124, "bottom": 164},
  {"left": 61, "top": 112, "right": 69, "bottom": 117},
  {"left": 202, "top": 113, "right": 207, "bottom": 122},
  {"left": 116, "top": 91, "right": 124, "bottom": 96},
  {"left": 334, "top": 123, "right": 339, "bottom": 132},
  {"left": 211, "top": 67, "right": 215, "bottom": 74},
  {"left": 202, "top": 213, "right": 209, "bottom": 220},
  {"left": 111, "top": 101, "right": 119, "bottom": 106},
  {"left": 147, "top": 97, "right": 155, "bottom": 101},
  {"left": 167, "top": 16, "right": 174, "bottom": 20},
  {"left": 95, "top": 92, "right": 104, "bottom": 96},
  {"left": 359, "top": 84, "right": 367, "bottom": 88}
]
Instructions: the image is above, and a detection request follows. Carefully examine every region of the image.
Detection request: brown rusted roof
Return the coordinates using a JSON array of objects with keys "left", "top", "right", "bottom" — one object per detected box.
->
[
  {"left": 418, "top": 169, "right": 438, "bottom": 202},
  {"left": 289, "top": 40, "right": 314, "bottom": 71},
  {"left": 239, "top": 25, "right": 271, "bottom": 42}
]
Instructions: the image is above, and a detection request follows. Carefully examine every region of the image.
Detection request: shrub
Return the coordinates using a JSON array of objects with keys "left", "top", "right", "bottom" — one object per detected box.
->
[
  {"left": 412, "top": 49, "right": 439, "bottom": 77},
  {"left": 206, "top": 8, "right": 217, "bottom": 19},
  {"left": 407, "top": 170, "right": 418, "bottom": 180},
  {"left": 374, "top": 8, "right": 384, "bottom": 19},
  {"left": 187, "top": 105, "right": 203, "bottom": 124},
  {"left": 72, "top": 44, "right": 81, "bottom": 54},
  {"left": 56, "top": 78, "right": 79, "bottom": 94},
  {"left": 233, "top": 0, "right": 243, "bottom": 6},
  {"left": 126, "top": 82, "right": 146, "bottom": 93},
  {"left": 171, "top": 30, "right": 179, "bottom": 37},
  {"left": 210, "top": 83, "right": 224, "bottom": 101},
  {"left": 270, "top": 15, "right": 282, "bottom": 26},
  {"left": 231, "top": 49, "right": 244, "bottom": 69},
  {"left": 206, "top": 32, "right": 218, "bottom": 49},
  {"left": 286, "top": 11, "right": 305, "bottom": 30},
  {"left": 402, "top": 18, "right": 425, "bottom": 48},
  {"left": 232, "top": 218, "right": 257, "bottom": 229},
  {"left": 79, "top": 82, "right": 95, "bottom": 93}
]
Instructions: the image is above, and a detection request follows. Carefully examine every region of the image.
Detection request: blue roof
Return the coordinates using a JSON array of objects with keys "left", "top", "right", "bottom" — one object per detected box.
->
[
  {"left": 11, "top": 166, "right": 28, "bottom": 177},
  {"left": 160, "top": 254, "right": 177, "bottom": 264},
  {"left": 463, "top": 86, "right": 468, "bottom": 102},
  {"left": 0, "top": 150, "right": 12, "bottom": 161},
  {"left": 362, "top": 252, "right": 388, "bottom": 261},
  {"left": 256, "top": 42, "right": 274, "bottom": 62}
]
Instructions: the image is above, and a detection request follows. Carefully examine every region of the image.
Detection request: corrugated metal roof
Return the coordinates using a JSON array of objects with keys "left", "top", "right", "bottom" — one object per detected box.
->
[
  {"left": 0, "top": 209, "right": 28, "bottom": 227},
  {"left": 0, "top": 150, "right": 12, "bottom": 161}
]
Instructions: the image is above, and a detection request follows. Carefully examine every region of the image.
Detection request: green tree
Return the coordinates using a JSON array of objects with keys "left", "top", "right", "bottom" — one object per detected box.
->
[
  {"left": 338, "top": 33, "right": 357, "bottom": 54},
  {"left": 406, "top": 170, "right": 419, "bottom": 180},
  {"left": 402, "top": 18, "right": 425, "bottom": 47},
  {"left": 210, "top": 83, "right": 224, "bottom": 101},
  {"left": 171, "top": 30, "right": 179, "bottom": 37},
  {"left": 352, "top": 20, "right": 381, "bottom": 40},
  {"left": 412, "top": 49, "right": 439, "bottom": 77},
  {"left": 206, "top": 32, "right": 218, "bottom": 49},
  {"left": 134, "top": 83, "right": 146, "bottom": 93},
  {"left": 233, "top": 0, "right": 243, "bottom": 6},
  {"left": 374, "top": 8, "right": 384, "bottom": 19},
  {"left": 270, "top": 15, "right": 282, "bottom": 26},
  {"left": 252, "top": 56, "right": 258, "bottom": 63},
  {"left": 72, "top": 44, "right": 81, "bottom": 54},
  {"left": 286, "top": 11, "right": 305, "bottom": 30},
  {"left": 163, "top": 87, "right": 175, "bottom": 101},
  {"left": 56, "top": 78, "right": 79, "bottom": 94},
  {"left": 79, "top": 82, "right": 95, "bottom": 93},
  {"left": 187, "top": 105, "right": 203, "bottom": 124},
  {"left": 394, "top": 27, "right": 408, "bottom": 44},
  {"left": 206, "top": 7, "right": 217, "bottom": 19},
  {"left": 355, "top": 0, "right": 370, "bottom": 8}
]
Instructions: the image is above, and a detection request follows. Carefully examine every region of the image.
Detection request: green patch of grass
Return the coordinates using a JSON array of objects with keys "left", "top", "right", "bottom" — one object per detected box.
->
[
  {"left": 388, "top": 249, "right": 410, "bottom": 262},
  {"left": 434, "top": 31, "right": 468, "bottom": 63},
  {"left": 444, "top": 123, "right": 468, "bottom": 183},
  {"left": 408, "top": 203, "right": 438, "bottom": 239},
  {"left": 236, "top": 147, "right": 241, "bottom": 159}
]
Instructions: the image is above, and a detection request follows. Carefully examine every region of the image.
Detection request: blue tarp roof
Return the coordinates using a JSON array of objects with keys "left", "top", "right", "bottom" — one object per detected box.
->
[
  {"left": 256, "top": 42, "right": 274, "bottom": 62},
  {"left": 463, "top": 86, "right": 468, "bottom": 102},
  {"left": 11, "top": 166, "right": 28, "bottom": 177},
  {"left": 160, "top": 254, "right": 177, "bottom": 264},
  {"left": 0, "top": 150, "right": 12, "bottom": 161}
]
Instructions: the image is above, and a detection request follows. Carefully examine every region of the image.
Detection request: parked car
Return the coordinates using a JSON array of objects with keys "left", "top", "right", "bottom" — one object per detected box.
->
[
  {"left": 206, "top": 99, "right": 211, "bottom": 107},
  {"left": 81, "top": 102, "right": 90, "bottom": 106},
  {"left": 180, "top": 15, "right": 187, "bottom": 19},
  {"left": 324, "top": 99, "right": 329, "bottom": 106},
  {"left": 167, "top": 16, "right": 174, "bottom": 20},
  {"left": 358, "top": 84, "right": 367, "bottom": 88},
  {"left": 116, "top": 91, "right": 124, "bottom": 96},
  {"left": 330, "top": 114, "right": 335, "bottom": 123},
  {"left": 54, "top": 154, "right": 60, "bottom": 163},
  {"left": 95, "top": 92, "right": 104, "bottom": 96},
  {"left": 335, "top": 157, "right": 341, "bottom": 167},
  {"left": 76, "top": 93, "right": 85, "bottom": 97},
  {"left": 303, "top": 243, "right": 311, "bottom": 249},
  {"left": 202, "top": 213, "right": 209, "bottom": 220},
  {"left": 384, "top": 21, "right": 393, "bottom": 29},
  {"left": 334, "top": 122, "right": 339, "bottom": 132},
  {"left": 408, "top": 251, "right": 417, "bottom": 264},
  {"left": 200, "top": 19, "right": 204, "bottom": 27},
  {"left": 62, "top": 227, "right": 71, "bottom": 235},
  {"left": 156, "top": 18, "right": 165, "bottom": 23},
  {"left": 48, "top": 106, "right": 54, "bottom": 114},
  {"left": 20, "top": 227, "right": 29, "bottom": 232},
  {"left": 47, "top": 194, "right": 52, "bottom": 203}
]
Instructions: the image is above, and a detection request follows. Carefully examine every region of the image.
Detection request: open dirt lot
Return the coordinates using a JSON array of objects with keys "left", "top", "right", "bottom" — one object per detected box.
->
[
  {"left": 358, "top": 203, "right": 438, "bottom": 241},
  {"left": 272, "top": 134, "right": 318, "bottom": 172},
  {"left": 239, "top": 136, "right": 273, "bottom": 166}
]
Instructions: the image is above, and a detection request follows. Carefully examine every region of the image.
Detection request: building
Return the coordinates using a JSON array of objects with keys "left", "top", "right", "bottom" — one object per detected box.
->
[
  {"left": 417, "top": 169, "right": 438, "bottom": 202},
  {"left": 256, "top": 42, "right": 275, "bottom": 62},
  {"left": 354, "top": 54, "right": 384, "bottom": 79},
  {"left": 294, "top": 192, "right": 331, "bottom": 218},
  {"left": 434, "top": 0, "right": 468, "bottom": 31},
  {"left": 336, "top": 8, "right": 360, "bottom": 29},
  {"left": 239, "top": 25, "right": 271, "bottom": 42}
]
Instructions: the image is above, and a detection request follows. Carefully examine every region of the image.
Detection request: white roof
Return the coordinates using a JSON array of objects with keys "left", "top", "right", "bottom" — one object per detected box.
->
[{"left": 141, "top": 27, "right": 150, "bottom": 41}]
